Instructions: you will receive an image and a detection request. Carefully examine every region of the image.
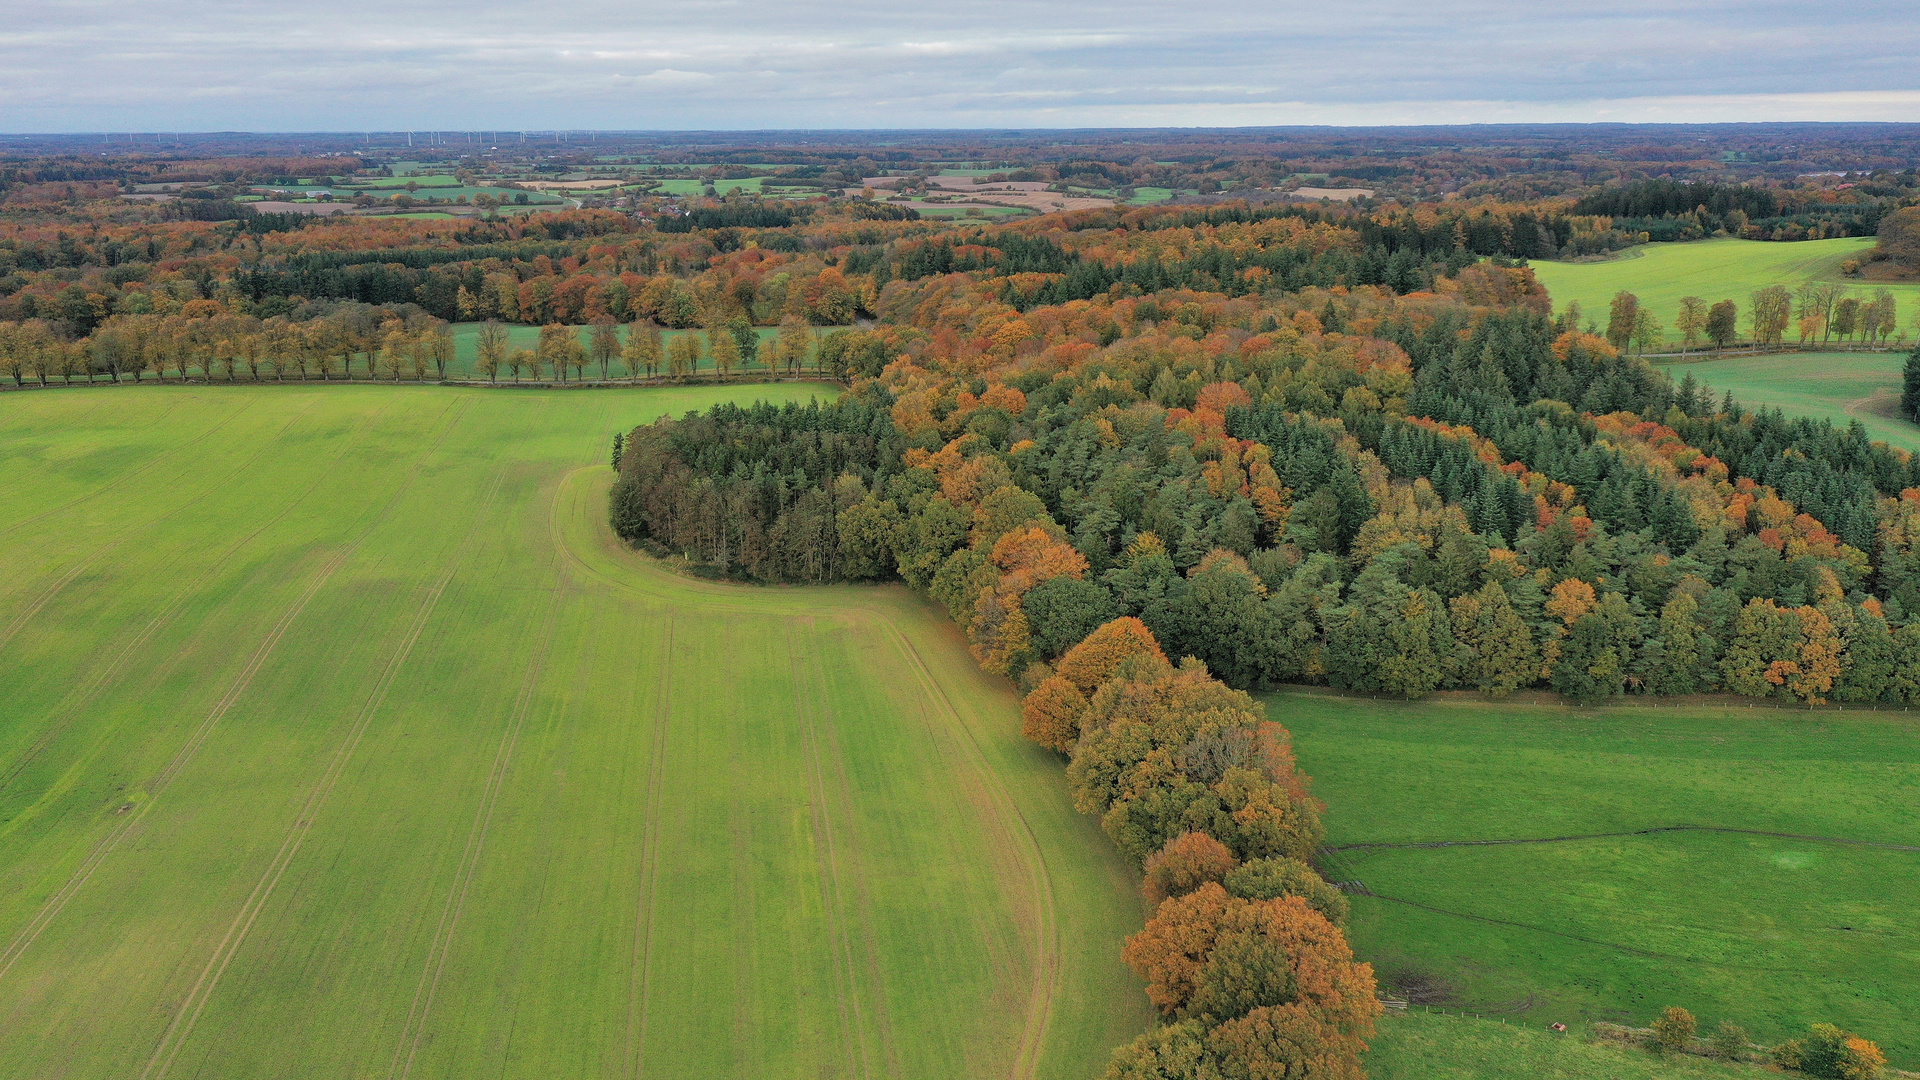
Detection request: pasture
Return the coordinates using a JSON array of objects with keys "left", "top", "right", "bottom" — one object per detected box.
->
[
  {"left": 1274, "top": 691, "right": 1920, "bottom": 1066},
  {"left": 1367, "top": 1010, "right": 1773, "bottom": 1080},
  {"left": 1530, "top": 237, "right": 1920, "bottom": 344},
  {"left": 1672, "top": 349, "right": 1920, "bottom": 451},
  {"left": 0, "top": 385, "right": 1151, "bottom": 1079},
  {"left": 446, "top": 321, "right": 785, "bottom": 379}
]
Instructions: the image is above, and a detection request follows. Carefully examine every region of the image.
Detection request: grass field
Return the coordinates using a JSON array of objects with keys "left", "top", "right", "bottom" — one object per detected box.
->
[
  {"left": 1530, "top": 237, "right": 1920, "bottom": 344},
  {"left": 446, "top": 322, "right": 785, "bottom": 379},
  {"left": 1367, "top": 1010, "right": 1777, "bottom": 1080},
  {"left": 1275, "top": 691, "right": 1920, "bottom": 1066},
  {"left": 1668, "top": 349, "right": 1920, "bottom": 451},
  {"left": 0, "top": 384, "right": 1152, "bottom": 1078},
  {"left": 647, "top": 176, "right": 768, "bottom": 196}
]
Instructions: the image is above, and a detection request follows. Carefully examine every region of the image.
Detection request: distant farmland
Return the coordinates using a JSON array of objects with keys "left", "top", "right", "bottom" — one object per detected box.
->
[{"left": 0, "top": 385, "right": 1151, "bottom": 1079}]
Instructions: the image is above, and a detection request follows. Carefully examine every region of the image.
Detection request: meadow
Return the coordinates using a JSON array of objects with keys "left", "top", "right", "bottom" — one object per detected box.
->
[
  {"left": 0, "top": 384, "right": 1152, "bottom": 1079},
  {"left": 1367, "top": 1010, "right": 1779, "bottom": 1080},
  {"left": 1670, "top": 349, "right": 1920, "bottom": 451},
  {"left": 446, "top": 321, "right": 785, "bottom": 378},
  {"left": 1530, "top": 237, "right": 1920, "bottom": 344},
  {"left": 1275, "top": 691, "right": 1920, "bottom": 1066}
]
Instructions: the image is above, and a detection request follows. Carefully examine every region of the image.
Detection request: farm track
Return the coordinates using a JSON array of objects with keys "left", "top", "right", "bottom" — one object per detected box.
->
[
  {"left": 139, "top": 464, "right": 507, "bottom": 1080},
  {"left": 0, "top": 396, "right": 465, "bottom": 988},
  {"left": 788, "top": 626, "right": 874, "bottom": 1080},
  {"left": 391, "top": 470, "right": 567, "bottom": 1080},
  {"left": 624, "top": 617, "right": 674, "bottom": 1079},
  {"left": 0, "top": 399, "right": 379, "bottom": 801},
  {"left": 878, "top": 621, "right": 1061, "bottom": 1080}
]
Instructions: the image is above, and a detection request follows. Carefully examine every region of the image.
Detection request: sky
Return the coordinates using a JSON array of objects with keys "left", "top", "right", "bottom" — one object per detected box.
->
[{"left": 4, "top": 0, "right": 1919, "bottom": 131}]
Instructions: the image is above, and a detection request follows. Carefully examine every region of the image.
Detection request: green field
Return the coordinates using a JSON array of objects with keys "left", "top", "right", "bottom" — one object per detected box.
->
[
  {"left": 648, "top": 176, "right": 768, "bottom": 196},
  {"left": 1530, "top": 237, "right": 1920, "bottom": 344},
  {"left": 1669, "top": 349, "right": 1920, "bottom": 451},
  {"left": 0, "top": 385, "right": 1151, "bottom": 1078},
  {"left": 446, "top": 322, "right": 785, "bottom": 379},
  {"left": 1275, "top": 691, "right": 1920, "bottom": 1066},
  {"left": 1368, "top": 1009, "right": 1777, "bottom": 1080}
]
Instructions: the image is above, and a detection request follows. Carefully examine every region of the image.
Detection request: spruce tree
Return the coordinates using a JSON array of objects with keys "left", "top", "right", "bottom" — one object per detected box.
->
[{"left": 1902, "top": 344, "right": 1920, "bottom": 423}]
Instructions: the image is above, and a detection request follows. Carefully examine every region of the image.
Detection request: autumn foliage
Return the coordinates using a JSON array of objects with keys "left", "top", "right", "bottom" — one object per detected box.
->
[
  {"left": 1117, "top": 884, "right": 1379, "bottom": 1077},
  {"left": 1142, "top": 832, "right": 1240, "bottom": 906}
]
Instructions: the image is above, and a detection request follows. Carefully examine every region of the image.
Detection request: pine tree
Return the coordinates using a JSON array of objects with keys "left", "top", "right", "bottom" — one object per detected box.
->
[{"left": 1649, "top": 591, "right": 1706, "bottom": 695}]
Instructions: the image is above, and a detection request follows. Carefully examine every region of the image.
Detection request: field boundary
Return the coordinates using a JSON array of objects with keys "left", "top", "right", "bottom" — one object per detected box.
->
[{"left": 1327, "top": 824, "right": 1920, "bottom": 854}]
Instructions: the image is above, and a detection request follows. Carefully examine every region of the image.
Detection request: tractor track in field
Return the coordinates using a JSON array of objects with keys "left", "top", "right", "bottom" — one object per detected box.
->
[
  {"left": 553, "top": 466, "right": 1065, "bottom": 1080},
  {"left": 800, "top": 629, "right": 902, "bottom": 1077},
  {"left": 0, "top": 399, "right": 379, "bottom": 801},
  {"left": 1326, "top": 824, "right": 1920, "bottom": 854},
  {"left": 0, "top": 393, "right": 226, "bottom": 544},
  {"left": 625, "top": 616, "right": 674, "bottom": 1079},
  {"left": 0, "top": 396, "right": 317, "bottom": 656},
  {"left": 139, "top": 463, "right": 506, "bottom": 1080},
  {"left": 788, "top": 625, "right": 882, "bottom": 1080},
  {"left": 0, "top": 397, "right": 469, "bottom": 988},
  {"left": 391, "top": 471, "right": 568, "bottom": 1080},
  {"left": 878, "top": 621, "right": 1061, "bottom": 1080},
  {"left": 0, "top": 542, "right": 352, "bottom": 985}
]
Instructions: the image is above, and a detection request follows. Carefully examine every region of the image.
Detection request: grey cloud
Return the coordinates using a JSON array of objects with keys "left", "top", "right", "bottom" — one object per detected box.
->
[{"left": 0, "top": 0, "right": 1915, "bottom": 129}]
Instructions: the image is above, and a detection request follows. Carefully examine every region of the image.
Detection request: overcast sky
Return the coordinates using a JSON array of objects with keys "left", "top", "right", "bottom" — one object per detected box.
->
[{"left": 5, "top": 0, "right": 1918, "bottom": 131}]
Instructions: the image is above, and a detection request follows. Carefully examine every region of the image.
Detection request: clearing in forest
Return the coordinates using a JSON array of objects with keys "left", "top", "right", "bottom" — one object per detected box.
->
[{"left": 0, "top": 384, "right": 1150, "bottom": 1079}]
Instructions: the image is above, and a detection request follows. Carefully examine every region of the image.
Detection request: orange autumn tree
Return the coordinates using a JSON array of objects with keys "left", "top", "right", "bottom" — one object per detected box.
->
[
  {"left": 1023, "top": 616, "right": 1169, "bottom": 751},
  {"left": 1142, "top": 831, "right": 1240, "bottom": 906},
  {"left": 1118, "top": 883, "right": 1379, "bottom": 1078},
  {"left": 1054, "top": 616, "right": 1168, "bottom": 695}
]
